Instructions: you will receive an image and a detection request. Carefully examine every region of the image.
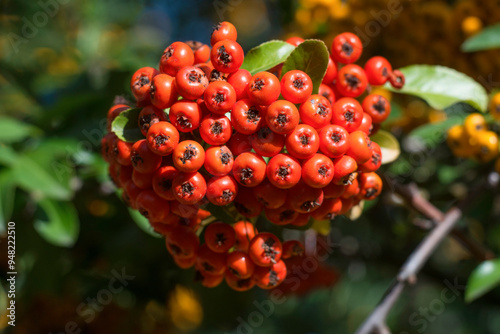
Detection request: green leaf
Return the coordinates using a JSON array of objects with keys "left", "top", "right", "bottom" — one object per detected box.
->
[
  {"left": 0, "top": 117, "right": 42, "bottom": 144},
  {"left": 12, "top": 155, "right": 72, "bottom": 200},
  {"left": 111, "top": 107, "right": 144, "bottom": 143},
  {"left": 0, "top": 170, "right": 16, "bottom": 234},
  {"left": 34, "top": 199, "right": 79, "bottom": 247},
  {"left": 385, "top": 65, "right": 488, "bottom": 112},
  {"left": 240, "top": 40, "right": 295, "bottom": 75},
  {"left": 0, "top": 145, "right": 19, "bottom": 166},
  {"left": 370, "top": 130, "right": 400, "bottom": 164},
  {"left": 408, "top": 115, "right": 466, "bottom": 149},
  {"left": 465, "top": 259, "right": 500, "bottom": 302},
  {"left": 128, "top": 207, "right": 161, "bottom": 238},
  {"left": 281, "top": 40, "right": 329, "bottom": 95},
  {"left": 461, "top": 23, "right": 500, "bottom": 52}
]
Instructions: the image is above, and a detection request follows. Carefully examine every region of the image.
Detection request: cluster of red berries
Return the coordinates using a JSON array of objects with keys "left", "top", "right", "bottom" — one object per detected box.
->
[{"left": 101, "top": 22, "right": 404, "bottom": 290}]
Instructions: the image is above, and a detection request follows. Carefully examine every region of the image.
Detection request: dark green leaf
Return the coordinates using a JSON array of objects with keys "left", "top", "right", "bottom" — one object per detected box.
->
[
  {"left": 370, "top": 130, "right": 400, "bottom": 164},
  {"left": 240, "top": 40, "right": 295, "bottom": 75},
  {"left": 111, "top": 107, "right": 144, "bottom": 143},
  {"left": 206, "top": 203, "right": 235, "bottom": 224},
  {"left": 465, "top": 259, "right": 500, "bottom": 302},
  {"left": 128, "top": 207, "right": 161, "bottom": 238},
  {"left": 408, "top": 115, "right": 466, "bottom": 149},
  {"left": 0, "top": 117, "right": 42, "bottom": 144},
  {"left": 461, "top": 23, "right": 500, "bottom": 52},
  {"left": 34, "top": 199, "right": 79, "bottom": 247},
  {"left": 0, "top": 170, "right": 16, "bottom": 233},
  {"left": 385, "top": 65, "right": 488, "bottom": 112},
  {"left": 281, "top": 40, "right": 329, "bottom": 94},
  {"left": 12, "top": 155, "right": 72, "bottom": 200}
]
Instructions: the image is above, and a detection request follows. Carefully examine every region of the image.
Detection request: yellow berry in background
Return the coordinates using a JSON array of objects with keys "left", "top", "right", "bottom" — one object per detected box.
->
[
  {"left": 475, "top": 131, "right": 499, "bottom": 163},
  {"left": 447, "top": 125, "right": 472, "bottom": 158},
  {"left": 461, "top": 16, "right": 483, "bottom": 36},
  {"left": 464, "top": 113, "right": 487, "bottom": 136},
  {"left": 489, "top": 92, "right": 500, "bottom": 121}
]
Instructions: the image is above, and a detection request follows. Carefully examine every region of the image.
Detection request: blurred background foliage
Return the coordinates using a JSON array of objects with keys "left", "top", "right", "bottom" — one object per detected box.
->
[{"left": 0, "top": 0, "right": 500, "bottom": 333}]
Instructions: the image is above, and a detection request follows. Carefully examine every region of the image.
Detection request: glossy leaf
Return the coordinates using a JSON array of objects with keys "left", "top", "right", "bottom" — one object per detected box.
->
[
  {"left": 385, "top": 65, "right": 488, "bottom": 112},
  {"left": 281, "top": 39, "right": 330, "bottom": 94},
  {"left": 370, "top": 130, "right": 400, "bottom": 164},
  {"left": 111, "top": 107, "right": 144, "bottom": 143},
  {"left": 461, "top": 23, "right": 500, "bottom": 52},
  {"left": 34, "top": 199, "right": 79, "bottom": 247},
  {"left": 128, "top": 207, "right": 162, "bottom": 238},
  {"left": 465, "top": 259, "right": 500, "bottom": 302},
  {"left": 240, "top": 40, "right": 295, "bottom": 75}
]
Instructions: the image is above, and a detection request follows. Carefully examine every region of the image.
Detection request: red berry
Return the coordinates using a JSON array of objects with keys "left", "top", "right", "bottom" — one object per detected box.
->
[
  {"left": 332, "top": 155, "right": 358, "bottom": 185},
  {"left": 227, "top": 132, "right": 252, "bottom": 156},
  {"left": 138, "top": 106, "right": 167, "bottom": 136},
  {"left": 231, "top": 99, "right": 263, "bottom": 135},
  {"left": 136, "top": 189, "right": 170, "bottom": 222},
  {"left": 211, "top": 21, "right": 238, "bottom": 46},
  {"left": 130, "top": 139, "right": 162, "bottom": 174},
  {"left": 160, "top": 42, "right": 194, "bottom": 76},
  {"left": 196, "top": 244, "right": 226, "bottom": 275},
  {"left": 172, "top": 171, "right": 207, "bottom": 204},
  {"left": 186, "top": 40, "right": 210, "bottom": 64},
  {"left": 265, "top": 100, "right": 300, "bottom": 135},
  {"left": 266, "top": 153, "right": 302, "bottom": 189},
  {"left": 362, "top": 94, "right": 391, "bottom": 124},
  {"left": 285, "top": 36, "right": 304, "bottom": 46},
  {"left": 132, "top": 169, "right": 153, "bottom": 189},
  {"left": 227, "top": 69, "right": 251, "bottom": 100},
  {"left": 311, "top": 197, "right": 343, "bottom": 220},
  {"left": 130, "top": 67, "right": 158, "bottom": 106},
  {"left": 233, "top": 221, "right": 258, "bottom": 252},
  {"left": 299, "top": 94, "right": 333, "bottom": 129},
  {"left": 265, "top": 202, "right": 298, "bottom": 225},
  {"left": 169, "top": 100, "right": 203, "bottom": 132},
  {"left": 322, "top": 57, "right": 338, "bottom": 85},
  {"left": 287, "top": 181, "right": 324, "bottom": 213},
  {"left": 319, "top": 83, "right": 335, "bottom": 105},
  {"left": 301, "top": 153, "right": 335, "bottom": 188},
  {"left": 358, "top": 172, "right": 383, "bottom": 200},
  {"left": 206, "top": 175, "right": 238, "bottom": 206},
  {"left": 232, "top": 152, "right": 267, "bottom": 187},
  {"left": 247, "top": 71, "right": 281, "bottom": 106},
  {"left": 150, "top": 74, "right": 178, "bottom": 109},
  {"left": 204, "top": 81, "right": 237, "bottom": 114},
  {"left": 175, "top": 66, "right": 209, "bottom": 100},
  {"left": 331, "top": 32, "right": 363, "bottom": 64},
  {"left": 146, "top": 121, "right": 180, "bottom": 156},
  {"left": 252, "top": 180, "right": 287, "bottom": 209},
  {"left": 211, "top": 40, "right": 244, "bottom": 73},
  {"left": 204, "top": 222, "right": 236, "bottom": 253},
  {"left": 319, "top": 124, "right": 350, "bottom": 158},
  {"left": 172, "top": 140, "right": 205, "bottom": 173},
  {"left": 204, "top": 145, "right": 234, "bottom": 176},
  {"left": 152, "top": 165, "right": 178, "bottom": 201},
  {"left": 335, "top": 64, "right": 368, "bottom": 98},
  {"left": 280, "top": 70, "right": 313, "bottom": 104},
  {"left": 166, "top": 225, "right": 199, "bottom": 258},
  {"left": 285, "top": 124, "right": 320, "bottom": 160},
  {"left": 253, "top": 259, "right": 287, "bottom": 289},
  {"left": 364, "top": 56, "right": 392, "bottom": 86},
  {"left": 234, "top": 190, "right": 263, "bottom": 218},
  {"left": 226, "top": 251, "right": 255, "bottom": 279},
  {"left": 358, "top": 112, "right": 373, "bottom": 135},
  {"left": 248, "top": 232, "right": 282, "bottom": 267},
  {"left": 282, "top": 240, "right": 305, "bottom": 259},
  {"left": 358, "top": 141, "right": 382, "bottom": 173},
  {"left": 331, "top": 97, "right": 363, "bottom": 132},
  {"left": 250, "top": 127, "right": 286, "bottom": 157},
  {"left": 346, "top": 130, "right": 372, "bottom": 165}
]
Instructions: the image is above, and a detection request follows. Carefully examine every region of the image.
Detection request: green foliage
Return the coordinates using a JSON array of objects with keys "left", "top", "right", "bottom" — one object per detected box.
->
[
  {"left": 111, "top": 107, "right": 145, "bottom": 142},
  {"left": 408, "top": 114, "right": 467, "bottom": 149},
  {"left": 461, "top": 23, "right": 500, "bottom": 52},
  {"left": 385, "top": 65, "right": 488, "bottom": 112},
  {"left": 370, "top": 130, "right": 400, "bottom": 164},
  {"left": 128, "top": 207, "right": 162, "bottom": 238},
  {"left": 281, "top": 40, "right": 329, "bottom": 94},
  {"left": 240, "top": 40, "right": 295, "bottom": 75},
  {"left": 0, "top": 170, "right": 16, "bottom": 233},
  {"left": 0, "top": 116, "right": 42, "bottom": 144},
  {"left": 34, "top": 198, "right": 80, "bottom": 247},
  {"left": 465, "top": 259, "right": 500, "bottom": 302}
]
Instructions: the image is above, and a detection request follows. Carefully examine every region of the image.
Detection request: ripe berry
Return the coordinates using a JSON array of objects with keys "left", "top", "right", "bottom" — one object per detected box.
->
[
  {"left": 265, "top": 203, "right": 298, "bottom": 225},
  {"left": 115, "top": 140, "right": 133, "bottom": 166},
  {"left": 319, "top": 124, "right": 350, "bottom": 158},
  {"left": 209, "top": 69, "right": 227, "bottom": 82},
  {"left": 464, "top": 113, "right": 486, "bottom": 136},
  {"left": 322, "top": 57, "right": 338, "bottom": 85},
  {"left": 282, "top": 240, "right": 305, "bottom": 259},
  {"left": 204, "top": 222, "right": 236, "bottom": 253},
  {"left": 225, "top": 270, "right": 255, "bottom": 291},
  {"left": 364, "top": 56, "right": 392, "bottom": 86},
  {"left": 146, "top": 121, "right": 180, "bottom": 156},
  {"left": 150, "top": 74, "right": 178, "bottom": 109},
  {"left": 319, "top": 83, "right": 335, "bottom": 105},
  {"left": 170, "top": 201, "right": 199, "bottom": 218},
  {"left": 132, "top": 169, "right": 153, "bottom": 189},
  {"left": 388, "top": 69, "right": 405, "bottom": 89},
  {"left": 169, "top": 100, "right": 203, "bottom": 132},
  {"left": 265, "top": 100, "right": 300, "bottom": 135},
  {"left": 232, "top": 152, "right": 267, "bottom": 187},
  {"left": 199, "top": 113, "right": 232, "bottom": 145},
  {"left": 130, "top": 67, "right": 158, "bottom": 106},
  {"left": 332, "top": 155, "right": 358, "bottom": 185},
  {"left": 287, "top": 182, "right": 324, "bottom": 213},
  {"left": 107, "top": 104, "right": 129, "bottom": 131},
  {"left": 172, "top": 140, "right": 205, "bottom": 173},
  {"left": 196, "top": 244, "right": 227, "bottom": 275},
  {"left": 160, "top": 42, "right": 194, "bottom": 76},
  {"left": 311, "top": 197, "right": 343, "bottom": 220},
  {"left": 234, "top": 190, "right": 263, "bottom": 217},
  {"left": 173, "top": 255, "right": 196, "bottom": 269},
  {"left": 211, "top": 40, "right": 244, "bottom": 73},
  {"left": 341, "top": 178, "right": 360, "bottom": 198},
  {"left": 323, "top": 182, "right": 345, "bottom": 199},
  {"left": 196, "top": 270, "right": 224, "bottom": 288},
  {"left": 335, "top": 64, "right": 368, "bottom": 98},
  {"left": 285, "top": 124, "right": 320, "bottom": 160},
  {"left": 285, "top": 36, "right": 304, "bottom": 46},
  {"left": 252, "top": 180, "right": 287, "bottom": 209},
  {"left": 204, "top": 81, "right": 237, "bottom": 114},
  {"left": 152, "top": 165, "right": 178, "bottom": 201},
  {"left": 130, "top": 139, "right": 162, "bottom": 174},
  {"left": 362, "top": 94, "right": 391, "bottom": 124},
  {"left": 331, "top": 97, "right": 363, "bottom": 132},
  {"left": 231, "top": 99, "right": 263, "bottom": 135},
  {"left": 138, "top": 106, "right": 167, "bottom": 136},
  {"left": 301, "top": 153, "right": 335, "bottom": 188},
  {"left": 280, "top": 70, "right": 313, "bottom": 104},
  {"left": 136, "top": 189, "right": 170, "bottom": 222},
  {"left": 247, "top": 71, "right": 281, "bottom": 106},
  {"left": 206, "top": 175, "right": 238, "bottom": 206},
  {"left": 346, "top": 130, "right": 372, "bottom": 164},
  {"left": 233, "top": 221, "right": 258, "bottom": 252},
  {"left": 358, "top": 172, "right": 383, "bottom": 200},
  {"left": 123, "top": 179, "right": 142, "bottom": 209},
  {"left": 175, "top": 66, "right": 209, "bottom": 100},
  {"left": 358, "top": 112, "right": 373, "bottom": 135},
  {"left": 475, "top": 131, "right": 499, "bottom": 163},
  {"left": 166, "top": 225, "right": 199, "bottom": 258},
  {"left": 186, "top": 40, "right": 210, "bottom": 64},
  {"left": 253, "top": 259, "right": 287, "bottom": 289},
  {"left": 227, "top": 132, "right": 252, "bottom": 155},
  {"left": 172, "top": 171, "right": 207, "bottom": 204},
  {"left": 489, "top": 92, "right": 500, "bottom": 120},
  {"left": 331, "top": 32, "right": 362, "bottom": 64},
  {"left": 226, "top": 251, "right": 255, "bottom": 279},
  {"left": 250, "top": 126, "right": 286, "bottom": 157},
  {"left": 204, "top": 145, "right": 234, "bottom": 176},
  {"left": 227, "top": 69, "right": 251, "bottom": 100},
  {"left": 290, "top": 213, "right": 311, "bottom": 227},
  {"left": 211, "top": 21, "right": 238, "bottom": 46},
  {"left": 248, "top": 232, "right": 282, "bottom": 267},
  {"left": 358, "top": 141, "right": 382, "bottom": 173},
  {"left": 266, "top": 153, "right": 302, "bottom": 189},
  {"left": 299, "top": 94, "right": 333, "bottom": 129}
]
